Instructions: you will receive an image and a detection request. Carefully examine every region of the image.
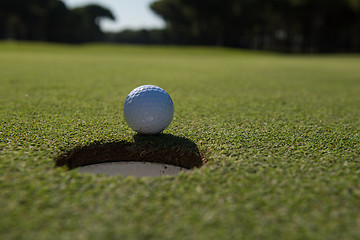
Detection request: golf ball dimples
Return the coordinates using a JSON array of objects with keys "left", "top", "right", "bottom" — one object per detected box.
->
[{"left": 124, "top": 85, "right": 174, "bottom": 134}]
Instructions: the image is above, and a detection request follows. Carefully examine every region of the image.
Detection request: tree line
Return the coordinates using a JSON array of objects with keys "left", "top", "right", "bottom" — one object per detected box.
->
[
  {"left": 1, "top": 0, "right": 359, "bottom": 52},
  {"left": 147, "top": 0, "right": 360, "bottom": 52},
  {"left": 0, "top": 0, "right": 114, "bottom": 43}
]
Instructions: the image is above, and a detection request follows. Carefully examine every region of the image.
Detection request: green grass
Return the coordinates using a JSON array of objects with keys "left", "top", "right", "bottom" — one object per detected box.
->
[{"left": 1, "top": 41, "right": 360, "bottom": 240}]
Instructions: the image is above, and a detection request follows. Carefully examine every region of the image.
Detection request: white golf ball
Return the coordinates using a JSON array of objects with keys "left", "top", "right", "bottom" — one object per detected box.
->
[{"left": 123, "top": 85, "right": 174, "bottom": 134}]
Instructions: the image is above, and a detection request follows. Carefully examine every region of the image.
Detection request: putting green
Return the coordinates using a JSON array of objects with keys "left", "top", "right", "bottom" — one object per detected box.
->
[{"left": 1, "top": 42, "right": 360, "bottom": 239}]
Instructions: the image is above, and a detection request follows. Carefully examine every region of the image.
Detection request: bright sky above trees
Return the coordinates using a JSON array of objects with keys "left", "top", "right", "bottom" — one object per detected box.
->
[{"left": 62, "top": 0, "right": 165, "bottom": 32}]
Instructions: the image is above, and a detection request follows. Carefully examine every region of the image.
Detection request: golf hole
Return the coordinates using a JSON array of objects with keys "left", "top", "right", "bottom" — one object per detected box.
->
[{"left": 55, "top": 135, "right": 206, "bottom": 177}]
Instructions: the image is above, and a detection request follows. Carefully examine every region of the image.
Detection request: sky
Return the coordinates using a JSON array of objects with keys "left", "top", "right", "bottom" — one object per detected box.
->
[{"left": 62, "top": 0, "right": 165, "bottom": 32}]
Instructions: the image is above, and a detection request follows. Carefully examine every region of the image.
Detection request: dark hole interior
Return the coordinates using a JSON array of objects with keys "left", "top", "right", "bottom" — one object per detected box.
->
[{"left": 55, "top": 134, "right": 206, "bottom": 170}]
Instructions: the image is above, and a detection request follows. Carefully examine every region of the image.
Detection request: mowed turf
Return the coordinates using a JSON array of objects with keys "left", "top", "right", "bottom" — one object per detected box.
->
[{"left": 1, "top": 42, "right": 360, "bottom": 239}]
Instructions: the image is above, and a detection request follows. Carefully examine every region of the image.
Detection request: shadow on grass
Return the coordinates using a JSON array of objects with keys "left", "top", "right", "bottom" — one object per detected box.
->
[{"left": 55, "top": 134, "right": 206, "bottom": 170}]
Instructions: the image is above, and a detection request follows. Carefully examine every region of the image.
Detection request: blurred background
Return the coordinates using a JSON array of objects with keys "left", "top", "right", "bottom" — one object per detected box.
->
[{"left": 0, "top": 0, "right": 359, "bottom": 53}]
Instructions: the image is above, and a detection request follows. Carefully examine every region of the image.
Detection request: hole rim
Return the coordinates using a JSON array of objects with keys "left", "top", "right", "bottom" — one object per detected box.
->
[{"left": 55, "top": 135, "right": 206, "bottom": 172}]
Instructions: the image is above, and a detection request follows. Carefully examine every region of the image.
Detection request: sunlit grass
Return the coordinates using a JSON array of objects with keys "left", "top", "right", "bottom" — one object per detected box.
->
[{"left": 1, "top": 42, "right": 360, "bottom": 239}]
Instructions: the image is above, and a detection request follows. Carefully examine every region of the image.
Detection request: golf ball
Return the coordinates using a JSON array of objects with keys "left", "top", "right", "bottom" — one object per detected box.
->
[{"left": 123, "top": 85, "right": 174, "bottom": 134}]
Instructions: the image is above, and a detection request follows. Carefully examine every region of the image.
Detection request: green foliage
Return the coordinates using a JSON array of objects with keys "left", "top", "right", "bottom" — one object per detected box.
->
[
  {"left": 0, "top": 0, "right": 115, "bottom": 43},
  {"left": 108, "top": 29, "right": 166, "bottom": 45},
  {"left": 1, "top": 42, "right": 360, "bottom": 239},
  {"left": 150, "top": 0, "right": 360, "bottom": 52}
]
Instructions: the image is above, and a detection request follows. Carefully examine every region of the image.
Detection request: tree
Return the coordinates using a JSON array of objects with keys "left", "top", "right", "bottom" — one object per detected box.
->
[
  {"left": 150, "top": 0, "right": 360, "bottom": 52},
  {"left": 150, "top": 0, "right": 197, "bottom": 44},
  {"left": 0, "top": 0, "right": 115, "bottom": 43},
  {"left": 66, "top": 4, "right": 115, "bottom": 43}
]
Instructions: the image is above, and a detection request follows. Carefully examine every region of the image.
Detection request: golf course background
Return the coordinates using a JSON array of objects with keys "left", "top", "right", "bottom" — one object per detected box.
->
[{"left": 1, "top": 42, "right": 360, "bottom": 239}]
